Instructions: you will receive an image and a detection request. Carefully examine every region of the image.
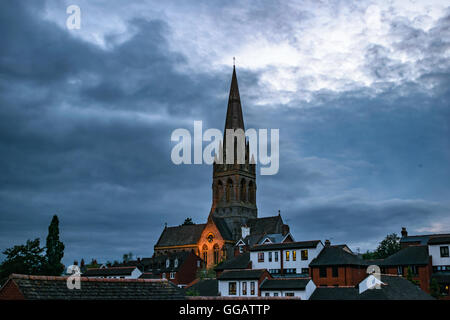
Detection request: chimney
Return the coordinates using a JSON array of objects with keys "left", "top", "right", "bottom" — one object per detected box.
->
[
  {"left": 325, "top": 239, "right": 331, "bottom": 247},
  {"left": 401, "top": 227, "right": 408, "bottom": 237}
]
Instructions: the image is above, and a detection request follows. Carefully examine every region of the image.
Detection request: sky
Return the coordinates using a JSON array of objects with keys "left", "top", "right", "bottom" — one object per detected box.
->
[{"left": 0, "top": 0, "right": 449, "bottom": 266}]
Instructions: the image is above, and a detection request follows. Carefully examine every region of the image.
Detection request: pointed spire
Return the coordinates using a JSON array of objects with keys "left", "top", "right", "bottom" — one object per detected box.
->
[{"left": 224, "top": 64, "right": 245, "bottom": 132}]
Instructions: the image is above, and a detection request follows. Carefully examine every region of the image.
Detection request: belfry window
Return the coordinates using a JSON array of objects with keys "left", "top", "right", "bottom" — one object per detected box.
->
[{"left": 214, "top": 244, "right": 220, "bottom": 265}]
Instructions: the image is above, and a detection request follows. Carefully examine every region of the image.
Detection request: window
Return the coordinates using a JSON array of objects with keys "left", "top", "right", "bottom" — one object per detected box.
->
[
  {"left": 174, "top": 259, "right": 178, "bottom": 268},
  {"left": 162, "top": 273, "right": 166, "bottom": 279},
  {"left": 286, "top": 251, "right": 290, "bottom": 261},
  {"left": 397, "top": 266, "right": 403, "bottom": 275},
  {"left": 440, "top": 246, "right": 449, "bottom": 258},
  {"left": 166, "top": 259, "right": 170, "bottom": 268},
  {"left": 242, "top": 282, "right": 247, "bottom": 295},
  {"left": 332, "top": 266, "right": 339, "bottom": 278},
  {"left": 285, "top": 292, "right": 294, "bottom": 297},
  {"left": 293, "top": 250, "right": 296, "bottom": 261},
  {"left": 409, "top": 265, "right": 418, "bottom": 276},
  {"left": 268, "top": 252, "right": 272, "bottom": 262},
  {"left": 273, "top": 292, "right": 278, "bottom": 297},
  {"left": 265, "top": 292, "right": 270, "bottom": 297},
  {"left": 301, "top": 250, "right": 308, "bottom": 261},
  {"left": 319, "top": 267, "right": 327, "bottom": 278},
  {"left": 214, "top": 244, "right": 220, "bottom": 265},
  {"left": 239, "top": 246, "right": 243, "bottom": 253},
  {"left": 269, "top": 269, "right": 281, "bottom": 274},
  {"left": 229, "top": 282, "right": 237, "bottom": 295},
  {"left": 275, "top": 252, "right": 279, "bottom": 262},
  {"left": 170, "top": 272, "right": 175, "bottom": 279},
  {"left": 301, "top": 268, "right": 309, "bottom": 275},
  {"left": 258, "top": 252, "right": 264, "bottom": 262},
  {"left": 250, "top": 282, "right": 255, "bottom": 295}
]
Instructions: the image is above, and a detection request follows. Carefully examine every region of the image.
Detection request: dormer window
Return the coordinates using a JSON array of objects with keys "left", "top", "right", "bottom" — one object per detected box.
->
[{"left": 166, "top": 259, "right": 170, "bottom": 268}]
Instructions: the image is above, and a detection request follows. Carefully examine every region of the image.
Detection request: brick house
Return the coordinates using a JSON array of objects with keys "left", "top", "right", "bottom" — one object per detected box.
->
[{"left": 309, "top": 242, "right": 369, "bottom": 287}]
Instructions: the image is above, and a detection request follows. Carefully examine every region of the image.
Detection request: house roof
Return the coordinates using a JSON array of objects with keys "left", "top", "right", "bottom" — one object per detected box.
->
[
  {"left": 380, "top": 245, "right": 429, "bottom": 266},
  {"left": 212, "top": 216, "right": 233, "bottom": 241},
  {"left": 250, "top": 240, "right": 321, "bottom": 251},
  {"left": 82, "top": 266, "right": 138, "bottom": 277},
  {"left": 0, "top": 274, "right": 185, "bottom": 300},
  {"left": 217, "top": 269, "right": 267, "bottom": 280},
  {"left": 428, "top": 236, "right": 450, "bottom": 245},
  {"left": 185, "top": 279, "right": 219, "bottom": 296},
  {"left": 432, "top": 273, "right": 450, "bottom": 284},
  {"left": 260, "top": 279, "right": 310, "bottom": 291},
  {"left": 154, "top": 224, "right": 206, "bottom": 248},
  {"left": 310, "top": 275, "right": 434, "bottom": 300},
  {"left": 148, "top": 251, "right": 192, "bottom": 272},
  {"left": 215, "top": 252, "right": 250, "bottom": 271},
  {"left": 309, "top": 245, "right": 366, "bottom": 267},
  {"left": 247, "top": 216, "right": 284, "bottom": 235},
  {"left": 401, "top": 233, "right": 450, "bottom": 245},
  {"left": 138, "top": 273, "right": 159, "bottom": 279}
]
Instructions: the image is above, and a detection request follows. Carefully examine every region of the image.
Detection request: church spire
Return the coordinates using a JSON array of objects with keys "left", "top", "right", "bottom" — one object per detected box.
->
[{"left": 224, "top": 65, "right": 245, "bottom": 132}]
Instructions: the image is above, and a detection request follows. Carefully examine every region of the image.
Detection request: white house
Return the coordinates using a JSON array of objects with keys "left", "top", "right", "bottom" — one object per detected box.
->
[
  {"left": 428, "top": 237, "right": 450, "bottom": 271},
  {"left": 249, "top": 240, "right": 324, "bottom": 276},
  {"left": 259, "top": 278, "right": 316, "bottom": 300},
  {"left": 217, "top": 269, "right": 270, "bottom": 297}
]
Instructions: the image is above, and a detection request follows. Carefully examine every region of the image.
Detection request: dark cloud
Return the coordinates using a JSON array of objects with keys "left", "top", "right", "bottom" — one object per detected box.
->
[{"left": 0, "top": 1, "right": 449, "bottom": 266}]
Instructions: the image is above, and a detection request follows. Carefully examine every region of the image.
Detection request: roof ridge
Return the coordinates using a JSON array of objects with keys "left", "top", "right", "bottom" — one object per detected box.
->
[{"left": 9, "top": 273, "right": 169, "bottom": 283}]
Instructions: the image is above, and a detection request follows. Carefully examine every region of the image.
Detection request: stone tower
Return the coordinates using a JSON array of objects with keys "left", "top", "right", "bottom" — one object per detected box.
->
[{"left": 210, "top": 66, "right": 257, "bottom": 240}]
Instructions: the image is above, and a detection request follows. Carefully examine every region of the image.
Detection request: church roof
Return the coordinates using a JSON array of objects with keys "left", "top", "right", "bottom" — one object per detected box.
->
[
  {"left": 211, "top": 216, "right": 233, "bottom": 240},
  {"left": 154, "top": 224, "right": 206, "bottom": 248}
]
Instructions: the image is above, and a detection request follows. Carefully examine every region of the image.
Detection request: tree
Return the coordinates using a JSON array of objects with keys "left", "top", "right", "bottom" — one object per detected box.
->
[
  {"left": 429, "top": 278, "right": 441, "bottom": 299},
  {"left": 123, "top": 252, "right": 134, "bottom": 263},
  {"left": 362, "top": 233, "right": 401, "bottom": 260},
  {"left": 182, "top": 218, "right": 194, "bottom": 225},
  {"left": 45, "top": 215, "right": 65, "bottom": 275},
  {"left": 0, "top": 239, "right": 46, "bottom": 284}
]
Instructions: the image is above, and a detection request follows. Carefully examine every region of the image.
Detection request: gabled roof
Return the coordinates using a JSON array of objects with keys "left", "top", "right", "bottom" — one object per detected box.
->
[
  {"left": 247, "top": 216, "right": 284, "bottom": 235},
  {"left": 309, "top": 245, "right": 366, "bottom": 267},
  {"left": 211, "top": 216, "right": 233, "bottom": 240},
  {"left": 0, "top": 274, "right": 185, "bottom": 300},
  {"left": 148, "top": 251, "right": 192, "bottom": 272},
  {"left": 82, "top": 266, "right": 138, "bottom": 277},
  {"left": 260, "top": 279, "right": 310, "bottom": 290},
  {"left": 310, "top": 275, "right": 434, "bottom": 300},
  {"left": 217, "top": 269, "right": 267, "bottom": 281},
  {"left": 215, "top": 252, "right": 250, "bottom": 271},
  {"left": 250, "top": 240, "right": 322, "bottom": 251},
  {"left": 428, "top": 236, "right": 450, "bottom": 245},
  {"left": 258, "top": 233, "right": 293, "bottom": 245},
  {"left": 401, "top": 233, "right": 450, "bottom": 245},
  {"left": 155, "top": 224, "right": 205, "bottom": 248},
  {"left": 380, "top": 245, "right": 429, "bottom": 266}
]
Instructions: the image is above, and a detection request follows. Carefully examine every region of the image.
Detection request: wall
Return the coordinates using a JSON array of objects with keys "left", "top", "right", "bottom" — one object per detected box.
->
[
  {"left": 260, "top": 280, "right": 316, "bottom": 300},
  {"left": 384, "top": 264, "right": 432, "bottom": 293},
  {"left": 0, "top": 280, "right": 24, "bottom": 300},
  {"left": 218, "top": 280, "right": 259, "bottom": 297},
  {"left": 429, "top": 244, "right": 450, "bottom": 266},
  {"left": 311, "top": 266, "right": 367, "bottom": 287}
]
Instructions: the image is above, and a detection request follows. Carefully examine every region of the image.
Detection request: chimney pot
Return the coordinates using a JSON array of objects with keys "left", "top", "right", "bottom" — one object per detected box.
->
[
  {"left": 325, "top": 240, "right": 331, "bottom": 247},
  {"left": 401, "top": 227, "right": 408, "bottom": 237}
]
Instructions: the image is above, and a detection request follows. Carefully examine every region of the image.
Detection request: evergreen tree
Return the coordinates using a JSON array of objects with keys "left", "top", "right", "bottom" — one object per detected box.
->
[
  {"left": 182, "top": 218, "right": 194, "bottom": 225},
  {"left": 45, "top": 215, "right": 65, "bottom": 275}
]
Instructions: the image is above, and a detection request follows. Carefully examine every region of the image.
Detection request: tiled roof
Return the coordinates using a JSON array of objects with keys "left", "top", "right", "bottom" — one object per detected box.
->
[
  {"left": 212, "top": 217, "right": 233, "bottom": 240},
  {"left": 250, "top": 240, "right": 321, "bottom": 251},
  {"left": 309, "top": 245, "right": 366, "bottom": 267},
  {"left": 401, "top": 233, "right": 450, "bottom": 245},
  {"left": 1, "top": 274, "right": 185, "bottom": 300},
  {"left": 155, "top": 224, "right": 205, "bottom": 247},
  {"left": 260, "top": 279, "right": 310, "bottom": 290},
  {"left": 217, "top": 269, "right": 267, "bottom": 280},
  {"left": 139, "top": 273, "right": 159, "bottom": 279},
  {"left": 215, "top": 252, "right": 250, "bottom": 271},
  {"left": 147, "top": 251, "right": 192, "bottom": 272},
  {"left": 185, "top": 279, "right": 219, "bottom": 296},
  {"left": 310, "top": 275, "right": 434, "bottom": 300},
  {"left": 247, "top": 216, "right": 284, "bottom": 235},
  {"left": 380, "top": 245, "right": 429, "bottom": 266},
  {"left": 428, "top": 236, "right": 450, "bottom": 245},
  {"left": 82, "top": 267, "right": 137, "bottom": 277}
]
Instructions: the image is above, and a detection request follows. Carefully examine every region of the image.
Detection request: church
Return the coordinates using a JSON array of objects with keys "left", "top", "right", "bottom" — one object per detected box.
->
[{"left": 154, "top": 66, "right": 291, "bottom": 268}]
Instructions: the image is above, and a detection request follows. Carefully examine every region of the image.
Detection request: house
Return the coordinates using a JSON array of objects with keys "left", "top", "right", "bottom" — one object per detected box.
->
[
  {"left": 142, "top": 251, "right": 203, "bottom": 287},
  {"left": 428, "top": 236, "right": 450, "bottom": 298},
  {"left": 82, "top": 266, "right": 142, "bottom": 279},
  {"left": 184, "top": 279, "right": 219, "bottom": 296},
  {"left": 378, "top": 245, "right": 432, "bottom": 293},
  {"left": 250, "top": 240, "right": 323, "bottom": 277},
  {"left": 217, "top": 269, "right": 271, "bottom": 297},
  {"left": 310, "top": 274, "right": 434, "bottom": 300},
  {"left": 259, "top": 278, "right": 316, "bottom": 299},
  {"left": 214, "top": 252, "right": 251, "bottom": 277},
  {"left": 0, "top": 274, "right": 185, "bottom": 300},
  {"left": 309, "top": 241, "right": 369, "bottom": 287}
]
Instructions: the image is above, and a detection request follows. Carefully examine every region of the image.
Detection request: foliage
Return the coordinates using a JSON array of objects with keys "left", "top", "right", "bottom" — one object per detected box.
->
[
  {"left": 185, "top": 288, "right": 200, "bottom": 296},
  {"left": 182, "top": 218, "right": 194, "bottom": 225},
  {"left": 196, "top": 267, "right": 216, "bottom": 280},
  {"left": 123, "top": 252, "right": 134, "bottom": 263},
  {"left": 429, "top": 278, "right": 441, "bottom": 299},
  {"left": 0, "top": 238, "right": 46, "bottom": 284},
  {"left": 45, "top": 215, "right": 65, "bottom": 275},
  {"left": 362, "top": 233, "right": 401, "bottom": 260}
]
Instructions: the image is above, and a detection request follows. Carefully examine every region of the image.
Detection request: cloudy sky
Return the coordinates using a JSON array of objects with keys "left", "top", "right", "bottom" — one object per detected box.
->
[{"left": 1, "top": 0, "right": 449, "bottom": 265}]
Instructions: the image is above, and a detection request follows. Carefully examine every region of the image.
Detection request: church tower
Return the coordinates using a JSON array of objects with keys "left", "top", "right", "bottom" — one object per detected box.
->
[{"left": 210, "top": 65, "right": 257, "bottom": 239}]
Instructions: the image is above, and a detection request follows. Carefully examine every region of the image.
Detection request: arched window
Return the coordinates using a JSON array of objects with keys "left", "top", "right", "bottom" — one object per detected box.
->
[
  {"left": 213, "top": 244, "right": 220, "bottom": 265},
  {"left": 226, "top": 179, "right": 233, "bottom": 202},
  {"left": 248, "top": 181, "right": 255, "bottom": 204},
  {"left": 174, "top": 258, "right": 178, "bottom": 268},
  {"left": 240, "top": 179, "right": 246, "bottom": 202},
  {"left": 202, "top": 244, "right": 208, "bottom": 265},
  {"left": 216, "top": 180, "right": 223, "bottom": 202},
  {"left": 166, "top": 259, "right": 170, "bottom": 268}
]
